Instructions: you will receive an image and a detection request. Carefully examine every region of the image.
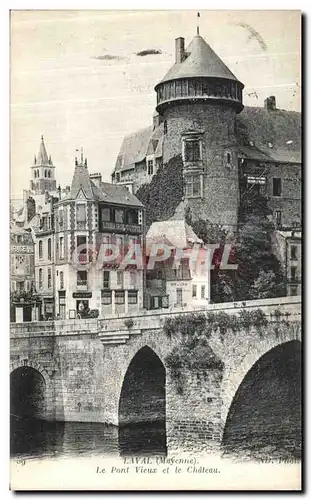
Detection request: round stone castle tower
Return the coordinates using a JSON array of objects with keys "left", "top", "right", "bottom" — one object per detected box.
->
[{"left": 155, "top": 34, "right": 244, "bottom": 228}]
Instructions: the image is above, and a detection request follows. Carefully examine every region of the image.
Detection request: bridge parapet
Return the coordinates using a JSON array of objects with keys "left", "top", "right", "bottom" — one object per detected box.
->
[
  {"left": 97, "top": 296, "right": 301, "bottom": 343},
  {"left": 10, "top": 321, "right": 56, "bottom": 338},
  {"left": 10, "top": 296, "right": 301, "bottom": 343}
]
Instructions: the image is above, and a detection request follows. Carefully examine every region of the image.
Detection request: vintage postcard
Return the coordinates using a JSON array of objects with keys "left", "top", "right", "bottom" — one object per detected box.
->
[{"left": 10, "top": 9, "right": 302, "bottom": 491}]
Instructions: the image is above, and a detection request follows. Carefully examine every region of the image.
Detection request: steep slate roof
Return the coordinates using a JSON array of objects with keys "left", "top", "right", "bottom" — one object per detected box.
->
[
  {"left": 115, "top": 122, "right": 164, "bottom": 172},
  {"left": 158, "top": 35, "right": 241, "bottom": 85},
  {"left": 70, "top": 164, "right": 95, "bottom": 199},
  {"left": 146, "top": 220, "right": 203, "bottom": 249},
  {"left": 10, "top": 222, "right": 29, "bottom": 234},
  {"left": 25, "top": 213, "right": 41, "bottom": 233},
  {"left": 237, "top": 106, "right": 301, "bottom": 163},
  {"left": 59, "top": 163, "right": 143, "bottom": 207},
  {"left": 113, "top": 105, "right": 301, "bottom": 173},
  {"left": 98, "top": 181, "right": 143, "bottom": 207}
]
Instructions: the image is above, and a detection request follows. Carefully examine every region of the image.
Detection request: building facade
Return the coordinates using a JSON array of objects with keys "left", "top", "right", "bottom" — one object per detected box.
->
[
  {"left": 33, "top": 195, "right": 58, "bottom": 320},
  {"left": 111, "top": 32, "right": 301, "bottom": 234},
  {"left": 145, "top": 219, "right": 211, "bottom": 309},
  {"left": 273, "top": 230, "right": 302, "bottom": 297},
  {"left": 10, "top": 223, "right": 38, "bottom": 322},
  {"left": 54, "top": 154, "right": 145, "bottom": 319}
]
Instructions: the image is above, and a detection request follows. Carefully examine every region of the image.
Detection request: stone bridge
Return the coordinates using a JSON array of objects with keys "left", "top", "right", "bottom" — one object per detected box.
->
[{"left": 10, "top": 296, "right": 301, "bottom": 455}]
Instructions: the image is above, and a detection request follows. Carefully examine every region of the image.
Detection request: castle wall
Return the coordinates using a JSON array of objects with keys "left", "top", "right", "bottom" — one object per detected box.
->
[{"left": 162, "top": 102, "right": 239, "bottom": 228}]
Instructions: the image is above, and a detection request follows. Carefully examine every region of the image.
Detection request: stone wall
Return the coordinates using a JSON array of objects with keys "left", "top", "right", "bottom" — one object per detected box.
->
[
  {"left": 244, "top": 159, "right": 301, "bottom": 228},
  {"left": 162, "top": 102, "right": 239, "bottom": 227},
  {"left": 10, "top": 297, "right": 302, "bottom": 452},
  {"left": 166, "top": 368, "right": 223, "bottom": 455}
]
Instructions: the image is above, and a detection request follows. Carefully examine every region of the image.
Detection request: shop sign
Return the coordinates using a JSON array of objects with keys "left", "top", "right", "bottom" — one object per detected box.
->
[{"left": 73, "top": 292, "right": 92, "bottom": 298}]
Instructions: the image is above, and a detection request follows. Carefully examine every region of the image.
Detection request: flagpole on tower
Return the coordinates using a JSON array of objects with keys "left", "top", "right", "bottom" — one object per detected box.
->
[{"left": 197, "top": 12, "right": 200, "bottom": 36}]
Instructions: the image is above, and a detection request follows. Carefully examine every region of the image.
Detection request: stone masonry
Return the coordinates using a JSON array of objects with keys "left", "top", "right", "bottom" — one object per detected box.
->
[{"left": 10, "top": 296, "right": 301, "bottom": 454}]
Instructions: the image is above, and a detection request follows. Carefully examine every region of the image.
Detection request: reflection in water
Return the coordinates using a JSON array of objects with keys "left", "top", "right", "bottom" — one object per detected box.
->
[
  {"left": 11, "top": 417, "right": 119, "bottom": 459},
  {"left": 119, "top": 421, "right": 167, "bottom": 457},
  {"left": 10, "top": 417, "right": 167, "bottom": 460},
  {"left": 11, "top": 415, "right": 300, "bottom": 462}
]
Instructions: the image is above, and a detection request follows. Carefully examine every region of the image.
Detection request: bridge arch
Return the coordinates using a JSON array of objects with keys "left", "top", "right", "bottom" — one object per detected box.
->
[
  {"left": 221, "top": 323, "right": 301, "bottom": 427},
  {"left": 221, "top": 336, "right": 301, "bottom": 459},
  {"left": 10, "top": 359, "right": 53, "bottom": 420},
  {"left": 118, "top": 345, "right": 167, "bottom": 455}
]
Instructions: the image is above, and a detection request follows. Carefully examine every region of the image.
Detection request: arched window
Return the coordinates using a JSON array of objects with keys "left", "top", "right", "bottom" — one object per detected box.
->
[
  {"left": 48, "top": 170, "right": 51, "bottom": 178},
  {"left": 44, "top": 169, "right": 47, "bottom": 178},
  {"left": 34, "top": 170, "right": 37, "bottom": 178},
  {"left": 39, "top": 268, "right": 43, "bottom": 289},
  {"left": 38, "top": 240, "right": 43, "bottom": 259},
  {"left": 47, "top": 238, "right": 52, "bottom": 260},
  {"left": 36, "top": 169, "right": 39, "bottom": 178}
]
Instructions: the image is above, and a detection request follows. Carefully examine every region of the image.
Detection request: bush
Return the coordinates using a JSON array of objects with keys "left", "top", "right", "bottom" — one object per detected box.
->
[
  {"left": 88, "top": 309, "right": 99, "bottom": 318},
  {"left": 124, "top": 318, "right": 134, "bottom": 329}
]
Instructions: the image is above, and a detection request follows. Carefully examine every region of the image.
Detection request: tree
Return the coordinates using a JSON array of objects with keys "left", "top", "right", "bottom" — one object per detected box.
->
[
  {"left": 234, "top": 192, "right": 286, "bottom": 301},
  {"left": 210, "top": 271, "right": 236, "bottom": 303},
  {"left": 249, "top": 270, "right": 285, "bottom": 300}
]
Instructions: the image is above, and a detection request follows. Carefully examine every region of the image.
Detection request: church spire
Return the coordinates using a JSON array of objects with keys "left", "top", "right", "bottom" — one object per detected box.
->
[{"left": 36, "top": 135, "right": 50, "bottom": 165}]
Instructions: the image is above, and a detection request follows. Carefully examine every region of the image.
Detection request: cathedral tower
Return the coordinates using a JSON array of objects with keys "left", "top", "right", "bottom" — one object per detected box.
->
[
  {"left": 30, "top": 136, "right": 57, "bottom": 195},
  {"left": 154, "top": 32, "right": 244, "bottom": 228}
]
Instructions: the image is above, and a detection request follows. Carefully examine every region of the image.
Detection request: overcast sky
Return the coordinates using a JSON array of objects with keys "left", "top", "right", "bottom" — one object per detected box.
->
[{"left": 10, "top": 10, "right": 301, "bottom": 200}]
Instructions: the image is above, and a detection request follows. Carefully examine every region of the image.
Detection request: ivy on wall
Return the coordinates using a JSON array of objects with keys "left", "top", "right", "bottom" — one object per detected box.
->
[
  {"left": 163, "top": 309, "right": 289, "bottom": 394},
  {"left": 135, "top": 154, "right": 184, "bottom": 228}
]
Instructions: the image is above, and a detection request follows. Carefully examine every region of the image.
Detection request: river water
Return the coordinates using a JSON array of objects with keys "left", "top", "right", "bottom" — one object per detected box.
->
[{"left": 10, "top": 418, "right": 167, "bottom": 460}]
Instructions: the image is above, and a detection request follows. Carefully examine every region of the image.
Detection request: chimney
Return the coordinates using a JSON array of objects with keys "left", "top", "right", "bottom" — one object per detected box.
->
[
  {"left": 175, "top": 37, "right": 185, "bottom": 63},
  {"left": 264, "top": 96, "right": 276, "bottom": 111},
  {"left": 24, "top": 197, "right": 36, "bottom": 223},
  {"left": 89, "top": 173, "right": 102, "bottom": 187}
]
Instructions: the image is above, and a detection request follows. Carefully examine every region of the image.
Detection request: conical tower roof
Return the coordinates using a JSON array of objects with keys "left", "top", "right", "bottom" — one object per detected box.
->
[
  {"left": 159, "top": 35, "right": 241, "bottom": 84},
  {"left": 36, "top": 135, "right": 52, "bottom": 165}
]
